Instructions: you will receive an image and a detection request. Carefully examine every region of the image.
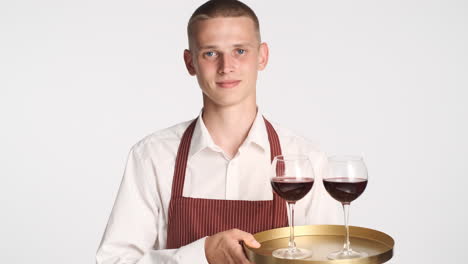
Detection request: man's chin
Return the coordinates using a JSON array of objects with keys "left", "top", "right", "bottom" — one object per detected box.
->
[{"left": 204, "top": 96, "right": 256, "bottom": 109}]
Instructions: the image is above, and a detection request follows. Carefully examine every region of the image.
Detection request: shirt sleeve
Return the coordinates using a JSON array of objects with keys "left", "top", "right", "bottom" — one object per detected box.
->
[{"left": 96, "top": 147, "right": 209, "bottom": 264}]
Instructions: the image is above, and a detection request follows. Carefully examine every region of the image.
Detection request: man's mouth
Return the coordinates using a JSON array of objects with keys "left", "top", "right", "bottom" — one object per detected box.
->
[{"left": 216, "top": 80, "right": 241, "bottom": 88}]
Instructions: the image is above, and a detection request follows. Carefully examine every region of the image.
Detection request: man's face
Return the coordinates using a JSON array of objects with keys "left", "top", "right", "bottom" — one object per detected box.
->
[{"left": 184, "top": 16, "right": 268, "bottom": 108}]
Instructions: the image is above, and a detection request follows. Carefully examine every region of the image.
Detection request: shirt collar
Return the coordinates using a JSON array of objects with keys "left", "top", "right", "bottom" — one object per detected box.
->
[
  {"left": 242, "top": 108, "right": 269, "bottom": 151},
  {"left": 188, "top": 107, "right": 270, "bottom": 159}
]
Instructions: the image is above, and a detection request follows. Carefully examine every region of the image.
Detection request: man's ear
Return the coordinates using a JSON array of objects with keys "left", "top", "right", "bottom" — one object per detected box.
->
[
  {"left": 184, "top": 49, "right": 197, "bottom": 76},
  {"left": 257, "top": 42, "right": 269, "bottom": 71}
]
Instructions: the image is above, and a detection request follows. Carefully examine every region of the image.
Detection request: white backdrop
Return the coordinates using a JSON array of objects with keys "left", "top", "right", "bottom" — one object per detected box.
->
[{"left": 1, "top": 0, "right": 467, "bottom": 263}]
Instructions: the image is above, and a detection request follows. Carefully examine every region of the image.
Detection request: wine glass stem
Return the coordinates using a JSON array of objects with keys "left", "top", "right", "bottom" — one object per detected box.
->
[
  {"left": 288, "top": 202, "right": 296, "bottom": 250},
  {"left": 342, "top": 203, "right": 351, "bottom": 252}
]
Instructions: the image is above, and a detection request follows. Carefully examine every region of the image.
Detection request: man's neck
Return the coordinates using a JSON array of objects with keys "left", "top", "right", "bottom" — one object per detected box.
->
[{"left": 201, "top": 100, "right": 257, "bottom": 159}]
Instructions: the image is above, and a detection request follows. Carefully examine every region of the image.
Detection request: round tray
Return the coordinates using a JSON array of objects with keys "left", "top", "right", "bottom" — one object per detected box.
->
[{"left": 244, "top": 225, "right": 394, "bottom": 264}]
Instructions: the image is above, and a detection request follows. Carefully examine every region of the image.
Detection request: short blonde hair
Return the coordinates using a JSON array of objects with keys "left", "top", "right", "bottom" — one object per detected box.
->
[{"left": 187, "top": 0, "right": 261, "bottom": 48}]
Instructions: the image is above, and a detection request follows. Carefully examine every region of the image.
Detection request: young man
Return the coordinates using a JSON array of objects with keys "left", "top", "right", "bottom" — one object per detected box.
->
[{"left": 96, "top": 1, "right": 338, "bottom": 263}]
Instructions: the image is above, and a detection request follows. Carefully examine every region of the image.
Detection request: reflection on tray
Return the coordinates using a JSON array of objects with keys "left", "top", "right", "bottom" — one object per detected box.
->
[{"left": 244, "top": 225, "right": 394, "bottom": 264}]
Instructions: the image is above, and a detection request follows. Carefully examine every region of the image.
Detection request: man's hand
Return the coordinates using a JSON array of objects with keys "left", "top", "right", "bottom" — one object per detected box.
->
[{"left": 205, "top": 228, "right": 261, "bottom": 264}]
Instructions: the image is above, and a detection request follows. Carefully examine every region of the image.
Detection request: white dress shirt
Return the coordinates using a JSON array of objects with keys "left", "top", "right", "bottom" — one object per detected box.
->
[{"left": 96, "top": 110, "right": 340, "bottom": 264}]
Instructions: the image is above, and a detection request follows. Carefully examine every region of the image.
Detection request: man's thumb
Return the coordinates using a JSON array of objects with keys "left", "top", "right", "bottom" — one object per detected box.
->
[{"left": 243, "top": 236, "right": 261, "bottom": 248}]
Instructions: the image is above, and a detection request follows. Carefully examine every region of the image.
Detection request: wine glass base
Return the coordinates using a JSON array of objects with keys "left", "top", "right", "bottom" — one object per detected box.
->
[
  {"left": 272, "top": 247, "right": 312, "bottom": 259},
  {"left": 327, "top": 249, "right": 368, "bottom": 260}
]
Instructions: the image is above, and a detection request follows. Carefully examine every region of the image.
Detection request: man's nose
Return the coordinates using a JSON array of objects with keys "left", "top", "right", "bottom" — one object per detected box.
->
[{"left": 218, "top": 54, "right": 236, "bottom": 74}]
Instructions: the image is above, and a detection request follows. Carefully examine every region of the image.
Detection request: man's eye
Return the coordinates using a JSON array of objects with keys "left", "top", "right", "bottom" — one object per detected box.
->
[
  {"left": 237, "top": 49, "right": 246, "bottom": 55},
  {"left": 205, "top": 51, "right": 216, "bottom": 57}
]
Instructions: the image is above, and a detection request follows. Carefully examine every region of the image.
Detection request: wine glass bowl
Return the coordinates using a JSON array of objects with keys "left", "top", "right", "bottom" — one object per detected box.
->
[
  {"left": 270, "top": 177, "right": 314, "bottom": 202},
  {"left": 324, "top": 155, "right": 368, "bottom": 260},
  {"left": 323, "top": 177, "right": 367, "bottom": 204},
  {"left": 270, "top": 154, "right": 314, "bottom": 259}
]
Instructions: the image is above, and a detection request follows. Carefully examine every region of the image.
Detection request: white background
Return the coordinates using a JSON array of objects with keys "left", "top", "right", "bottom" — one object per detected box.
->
[{"left": 1, "top": 0, "right": 467, "bottom": 263}]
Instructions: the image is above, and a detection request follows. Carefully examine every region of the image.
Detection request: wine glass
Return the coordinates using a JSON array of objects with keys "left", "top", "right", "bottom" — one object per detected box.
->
[
  {"left": 324, "top": 155, "right": 368, "bottom": 259},
  {"left": 270, "top": 154, "right": 315, "bottom": 259}
]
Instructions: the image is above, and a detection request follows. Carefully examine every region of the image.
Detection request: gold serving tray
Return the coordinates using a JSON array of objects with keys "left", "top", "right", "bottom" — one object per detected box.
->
[{"left": 244, "top": 225, "right": 394, "bottom": 264}]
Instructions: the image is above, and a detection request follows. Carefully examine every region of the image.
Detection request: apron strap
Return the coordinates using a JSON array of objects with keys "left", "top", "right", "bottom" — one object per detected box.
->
[
  {"left": 170, "top": 118, "right": 198, "bottom": 199},
  {"left": 263, "top": 117, "right": 288, "bottom": 227}
]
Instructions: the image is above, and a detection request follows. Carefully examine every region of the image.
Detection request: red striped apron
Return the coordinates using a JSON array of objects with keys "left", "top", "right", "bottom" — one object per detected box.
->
[{"left": 166, "top": 117, "right": 288, "bottom": 249}]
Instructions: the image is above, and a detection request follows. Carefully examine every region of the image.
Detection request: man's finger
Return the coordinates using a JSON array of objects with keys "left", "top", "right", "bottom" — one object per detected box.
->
[{"left": 231, "top": 229, "right": 261, "bottom": 248}]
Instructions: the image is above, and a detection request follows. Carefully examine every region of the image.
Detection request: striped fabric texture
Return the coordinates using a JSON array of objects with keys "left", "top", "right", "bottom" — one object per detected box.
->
[{"left": 166, "top": 117, "right": 288, "bottom": 249}]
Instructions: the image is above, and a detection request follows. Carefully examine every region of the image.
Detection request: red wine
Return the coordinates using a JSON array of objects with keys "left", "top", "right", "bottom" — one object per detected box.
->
[
  {"left": 323, "top": 177, "right": 367, "bottom": 204},
  {"left": 271, "top": 177, "right": 314, "bottom": 202}
]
